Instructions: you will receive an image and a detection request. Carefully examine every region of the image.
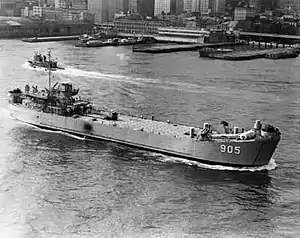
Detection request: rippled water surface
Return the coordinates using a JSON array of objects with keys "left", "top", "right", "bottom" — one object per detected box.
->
[{"left": 0, "top": 39, "right": 299, "bottom": 238}]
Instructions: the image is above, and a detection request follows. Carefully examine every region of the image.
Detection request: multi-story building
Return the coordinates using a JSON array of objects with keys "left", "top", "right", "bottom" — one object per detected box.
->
[
  {"left": 199, "top": 0, "right": 209, "bottom": 14},
  {"left": 54, "top": 0, "right": 70, "bottom": 9},
  {"left": 176, "top": 0, "right": 184, "bottom": 13},
  {"left": 18, "top": 1, "right": 95, "bottom": 22},
  {"left": 210, "top": 0, "right": 226, "bottom": 14},
  {"left": 42, "top": 7, "right": 93, "bottom": 22},
  {"left": 21, "top": 7, "right": 30, "bottom": 17},
  {"left": 249, "top": 0, "right": 279, "bottom": 11},
  {"left": 41, "top": 0, "right": 55, "bottom": 7},
  {"left": 279, "top": 0, "right": 300, "bottom": 12},
  {"left": 234, "top": 7, "right": 246, "bottom": 20},
  {"left": 88, "top": 0, "right": 125, "bottom": 23},
  {"left": 109, "top": 0, "right": 125, "bottom": 21},
  {"left": 127, "top": 0, "right": 155, "bottom": 16},
  {"left": 71, "top": 0, "right": 88, "bottom": 10},
  {"left": 114, "top": 18, "right": 169, "bottom": 34},
  {"left": 15, "top": 0, "right": 23, "bottom": 16},
  {"left": 122, "top": 0, "right": 129, "bottom": 12},
  {"left": 170, "top": 0, "right": 183, "bottom": 14},
  {"left": 108, "top": 0, "right": 117, "bottom": 21},
  {"left": 154, "top": 0, "right": 171, "bottom": 16},
  {"left": 0, "top": 0, "right": 16, "bottom": 16},
  {"left": 158, "top": 27, "right": 209, "bottom": 42},
  {"left": 183, "top": 0, "right": 192, "bottom": 12},
  {"left": 192, "top": 0, "right": 200, "bottom": 12},
  {"left": 249, "top": 0, "right": 259, "bottom": 8},
  {"left": 129, "top": 0, "right": 137, "bottom": 12},
  {"left": 139, "top": 0, "right": 155, "bottom": 17},
  {"left": 88, "top": 0, "right": 105, "bottom": 23},
  {"left": 226, "top": 0, "right": 248, "bottom": 13},
  {"left": 89, "top": 0, "right": 124, "bottom": 23},
  {"left": 33, "top": 6, "right": 43, "bottom": 17},
  {"left": 184, "top": 0, "right": 207, "bottom": 13},
  {"left": 115, "top": 0, "right": 125, "bottom": 11},
  {"left": 38, "top": 0, "right": 45, "bottom": 6}
]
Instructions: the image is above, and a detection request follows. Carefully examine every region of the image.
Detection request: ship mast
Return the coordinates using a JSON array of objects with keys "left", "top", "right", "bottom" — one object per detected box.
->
[{"left": 47, "top": 49, "right": 51, "bottom": 96}]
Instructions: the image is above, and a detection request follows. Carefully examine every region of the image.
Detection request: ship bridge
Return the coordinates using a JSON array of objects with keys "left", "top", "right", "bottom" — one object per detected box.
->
[{"left": 58, "top": 82, "right": 79, "bottom": 97}]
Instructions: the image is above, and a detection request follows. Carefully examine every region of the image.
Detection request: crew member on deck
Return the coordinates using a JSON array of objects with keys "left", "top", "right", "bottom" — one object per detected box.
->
[
  {"left": 221, "top": 120, "right": 229, "bottom": 134},
  {"left": 25, "top": 84, "right": 30, "bottom": 93},
  {"left": 199, "top": 123, "right": 212, "bottom": 141}
]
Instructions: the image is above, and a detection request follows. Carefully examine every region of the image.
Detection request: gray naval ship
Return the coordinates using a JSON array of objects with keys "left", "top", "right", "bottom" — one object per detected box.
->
[{"left": 9, "top": 51, "right": 281, "bottom": 168}]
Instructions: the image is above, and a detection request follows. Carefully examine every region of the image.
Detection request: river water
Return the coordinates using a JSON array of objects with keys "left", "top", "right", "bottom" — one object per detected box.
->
[{"left": 0, "top": 39, "right": 299, "bottom": 238}]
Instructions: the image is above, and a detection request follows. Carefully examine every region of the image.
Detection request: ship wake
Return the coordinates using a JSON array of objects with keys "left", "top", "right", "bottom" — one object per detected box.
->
[
  {"left": 22, "top": 62, "right": 159, "bottom": 85},
  {"left": 152, "top": 153, "right": 277, "bottom": 172}
]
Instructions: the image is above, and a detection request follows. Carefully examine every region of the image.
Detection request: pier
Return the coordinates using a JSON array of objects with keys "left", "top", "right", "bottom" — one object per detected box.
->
[
  {"left": 22, "top": 35, "right": 79, "bottom": 43},
  {"left": 239, "top": 32, "right": 300, "bottom": 45},
  {"left": 132, "top": 42, "right": 242, "bottom": 53}
]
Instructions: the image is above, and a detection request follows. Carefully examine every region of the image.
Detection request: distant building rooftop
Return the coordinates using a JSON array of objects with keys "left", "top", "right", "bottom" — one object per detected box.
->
[
  {"left": 0, "top": 16, "right": 92, "bottom": 27},
  {"left": 0, "top": 16, "right": 38, "bottom": 26}
]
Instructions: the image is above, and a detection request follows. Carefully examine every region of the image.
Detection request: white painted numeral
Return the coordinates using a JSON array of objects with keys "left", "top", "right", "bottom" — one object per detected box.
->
[
  {"left": 220, "top": 144, "right": 226, "bottom": 153},
  {"left": 234, "top": 146, "right": 241, "bottom": 155},
  {"left": 220, "top": 145, "right": 241, "bottom": 155},
  {"left": 227, "top": 145, "right": 233, "bottom": 154}
]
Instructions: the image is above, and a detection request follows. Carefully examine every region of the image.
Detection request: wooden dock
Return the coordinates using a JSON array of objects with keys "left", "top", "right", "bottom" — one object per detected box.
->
[{"left": 132, "top": 42, "right": 242, "bottom": 53}]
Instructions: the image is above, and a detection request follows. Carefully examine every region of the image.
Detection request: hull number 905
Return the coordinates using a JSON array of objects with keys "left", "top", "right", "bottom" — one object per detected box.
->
[{"left": 220, "top": 145, "right": 241, "bottom": 155}]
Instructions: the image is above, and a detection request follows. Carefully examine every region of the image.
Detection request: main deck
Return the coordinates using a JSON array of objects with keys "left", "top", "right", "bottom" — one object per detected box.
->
[{"left": 85, "top": 113, "right": 198, "bottom": 140}]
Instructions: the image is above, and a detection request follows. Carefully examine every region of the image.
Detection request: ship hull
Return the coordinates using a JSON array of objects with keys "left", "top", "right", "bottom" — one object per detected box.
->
[
  {"left": 28, "top": 61, "right": 64, "bottom": 71},
  {"left": 9, "top": 105, "right": 280, "bottom": 168}
]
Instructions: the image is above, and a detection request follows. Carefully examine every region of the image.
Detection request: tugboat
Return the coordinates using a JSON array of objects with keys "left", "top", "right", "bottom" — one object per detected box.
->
[
  {"left": 28, "top": 52, "right": 64, "bottom": 71},
  {"left": 9, "top": 50, "right": 281, "bottom": 168}
]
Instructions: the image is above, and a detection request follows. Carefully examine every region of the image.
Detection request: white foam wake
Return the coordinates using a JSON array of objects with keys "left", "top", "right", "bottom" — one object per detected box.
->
[
  {"left": 153, "top": 153, "right": 277, "bottom": 172},
  {"left": 22, "top": 62, "right": 159, "bottom": 84},
  {"left": 0, "top": 107, "right": 12, "bottom": 119}
]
